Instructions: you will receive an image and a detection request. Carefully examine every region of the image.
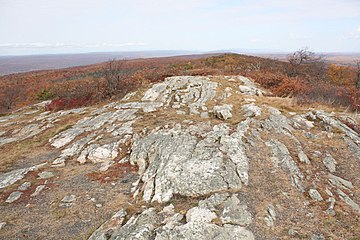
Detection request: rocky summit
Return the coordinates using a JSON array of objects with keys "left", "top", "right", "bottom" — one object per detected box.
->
[{"left": 0, "top": 76, "right": 359, "bottom": 239}]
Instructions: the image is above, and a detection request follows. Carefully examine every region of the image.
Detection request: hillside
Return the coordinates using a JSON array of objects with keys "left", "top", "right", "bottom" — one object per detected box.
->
[
  {"left": 0, "top": 75, "right": 359, "bottom": 239},
  {"left": 0, "top": 51, "right": 199, "bottom": 76},
  {"left": 0, "top": 54, "right": 359, "bottom": 115}
]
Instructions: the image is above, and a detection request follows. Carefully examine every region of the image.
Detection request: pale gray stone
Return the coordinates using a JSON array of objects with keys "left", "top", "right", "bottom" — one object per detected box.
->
[
  {"left": 323, "top": 153, "right": 337, "bottom": 173},
  {"left": 130, "top": 123, "right": 245, "bottom": 203},
  {"left": 344, "top": 137, "right": 360, "bottom": 160},
  {"left": 264, "top": 204, "right": 277, "bottom": 227},
  {"left": 337, "top": 189, "right": 360, "bottom": 214},
  {"left": 155, "top": 221, "right": 254, "bottom": 240},
  {"left": 109, "top": 208, "right": 159, "bottom": 240},
  {"left": 0, "top": 164, "right": 45, "bottom": 189},
  {"left": 53, "top": 133, "right": 96, "bottom": 167},
  {"left": 186, "top": 207, "right": 217, "bottom": 223},
  {"left": 0, "top": 222, "right": 6, "bottom": 230},
  {"left": 312, "top": 151, "right": 322, "bottom": 158},
  {"left": 311, "top": 234, "right": 325, "bottom": 240},
  {"left": 198, "top": 193, "right": 230, "bottom": 211},
  {"left": 244, "top": 98, "right": 256, "bottom": 102},
  {"left": 262, "top": 107, "right": 294, "bottom": 135},
  {"left": 176, "top": 110, "right": 186, "bottom": 115},
  {"left": 220, "top": 195, "right": 252, "bottom": 226},
  {"left": 291, "top": 115, "right": 314, "bottom": 130},
  {"left": 329, "top": 174, "right": 353, "bottom": 190},
  {"left": 116, "top": 102, "right": 163, "bottom": 113},
  {"left": 38, "top": 171, "right": 54, "bottom": 179},
  {"left": 237, "top": 76, "right": 257, "bottom": 88},
  {"left": 200, "top": 112, "right": 209, "bottom": 119},
  {"left": 309, "top": 189, "right": 323, "bottom": 201},
  {"left": 6, "top": 191, "right": 22, "bottom": 203},
  {"left": 31, "top": 185, "right": 46, "bottom": 197},
  {"left": 266, "top": 140, "right": 304, "bottom": 192},
  {"left": 87, "top": 142, "right": 119, "bottom": 164},
  {"left": 142, "top": 76, "right": 218, "bottom": 115},
  {"left": 314, "top": 110, "right": 360, "bottom": 145},
  {"left": 89, "top": 209, "right": 127, "bottom": 240},
  {"left": 238, "top": 86, "right": 260, "bottom": 96},
  {"left": 61, "top": 194, "right": 76, "bottom": 203},
  {"left": 241, "top": 103, "right": 261, "bottom": 117},
  {"left": 325, "top": 187, "right": 333, "bottom": 197},
  {"left": 298, "top": 151, "right": 310, "bottom": 164},
  {"left": 326, "top": 197, "right": 336, "bottom": 215},
  {"left": 304, "top": 132, "right": 318, "bottom": 139},
  {"left": 121, "top": 92, "right": 137, "bottom": 101},
  {"left": 213, "top": 104, "right": 233, "bottom": 120},
  {"left": 18, "top": 181, "right": 31, "bottom": 191},
  {"left": 50, "top": 109, "right": 137, "bottom": 148}
]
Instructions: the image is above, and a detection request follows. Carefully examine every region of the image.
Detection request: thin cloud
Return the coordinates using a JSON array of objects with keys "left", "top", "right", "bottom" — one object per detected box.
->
[
  {"left": 250, "top": 38, "right": 263, "bottom": 43},
  {"left": 289, "top": 33, "right": 311, "bottom": 41},
  {"left": 341, "top": 26, "right": 360, "bottom": 40},
  {"left": 0, "top": 42, "right": 146, "bottom": 49}
]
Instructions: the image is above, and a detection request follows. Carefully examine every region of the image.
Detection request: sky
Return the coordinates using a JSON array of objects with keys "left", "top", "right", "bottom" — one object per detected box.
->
[{"left": 0, "top": 0, "right": 359, "bottom": 55}]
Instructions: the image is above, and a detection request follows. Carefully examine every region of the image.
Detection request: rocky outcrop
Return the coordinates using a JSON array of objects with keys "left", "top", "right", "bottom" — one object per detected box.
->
[
  {"left": 213, "top": 104, "right": 233, "bottom": 120},
  {"left": 128, "top": 119, "right": 254, "bottom": 203},
  {"left": 1, "top": 76, "right": 359, "bottom": 239},
  {"left": 142, "top": 76, "right": 218, "bottom": 114},
  {"left": 266, "top": 139, "right": 304, "bottom": 192},
  {"left": 0, "top": 163, "right": 46, "bottom": 189},
  {"left": 241, "top": 103, "right": 261, "bottom": 117},
  {"left": 95, "top": 193, "right": 255, "bottom": 240}
]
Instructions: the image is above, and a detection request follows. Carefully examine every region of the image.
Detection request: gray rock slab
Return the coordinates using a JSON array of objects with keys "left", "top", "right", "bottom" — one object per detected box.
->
[
  {"left": 309, "top": 189, "right": 323, "bottom": 201},
  {"left": 38, "top": 171, "right": 54, "bottom": 179},
  {"left": 6, "top": 191, "right": 22, "bottom": 203}
]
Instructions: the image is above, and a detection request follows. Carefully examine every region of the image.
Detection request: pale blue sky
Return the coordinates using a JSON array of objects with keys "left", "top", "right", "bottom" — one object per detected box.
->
[{"left": 0, "top": 0, "right": 359, "bottom": 55}]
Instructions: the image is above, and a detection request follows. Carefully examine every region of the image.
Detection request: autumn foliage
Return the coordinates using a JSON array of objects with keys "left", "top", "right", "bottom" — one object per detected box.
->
[{"left": 0, "top": 53, "right": 359, "bottom": 113}]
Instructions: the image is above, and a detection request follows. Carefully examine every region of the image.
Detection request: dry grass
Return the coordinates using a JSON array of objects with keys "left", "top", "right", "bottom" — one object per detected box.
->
[{"left": 0, "top": 113, "right": 85, "bottom": 172}]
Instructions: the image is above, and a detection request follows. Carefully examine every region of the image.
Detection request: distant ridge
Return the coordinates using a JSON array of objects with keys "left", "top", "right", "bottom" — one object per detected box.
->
[{"left": 0, "top": 50, "right": 201, "bottom": 76}]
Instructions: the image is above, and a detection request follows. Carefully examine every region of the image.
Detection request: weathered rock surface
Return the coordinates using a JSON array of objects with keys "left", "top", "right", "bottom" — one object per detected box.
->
[
  {"left": 264, "top": 204, "right": 277, "bottom": 227},
  {"left": 101, "top": 196, "right": 254, "bottom": 240},
  {"left": 88, "top": 209, "right": 127, "bottom": 240},
  {"left": 37, "top": 171, "right": 54, "bottom": 179},
  {"left": 0, "top": 163, "right": 46, "bottom": 189},
  {"left": 309, "top": 189, "right": 323, "bottom": 201},
  {"left": 220, "top": 195, "right": 252, "bottom": 226},
  {"left": 5, "top": 191, "right": 22, "bottom": 203},
  {"left": 1, "top": 76, "right": 359, "bottom": 239},
  {"left": 323, "top": 153, "right": 337, "bottom": 173},
  {"left": 130, "top": 122, "right": 251, "bottom": 203},
  {"left": 18, "top": 181, "right": 31, "bottom": 191},
  {"left": 241, "top": 103, "right": 262, "bottom": 117},
  {"left": 156, "top": 222, "right": 254, "bottom": 240},
  {"left": 186, "top": 207, "right": 217, "bottom": 223},
  {"left": 266, "top": 139, "right": 304, "bottom": 192},
  {"left": 142, "top": 76, "right": 218, "bottom": 114},
  {"left": 213, "top": 104, "right": 233, "bottom": 120},
  {"left": 0, "top": 222, "right": 6, "bottom": 231},
  {"left": 0, "top": 168, "right": 31, "bottom": 189},
  {"left": 31, "top": 185, "right": 46, "bottom": 197}
]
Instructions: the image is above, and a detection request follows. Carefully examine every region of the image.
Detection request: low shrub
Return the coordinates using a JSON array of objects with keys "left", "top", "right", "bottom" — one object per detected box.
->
[
  {"left": 45, "top": 96, "right": 92, "bottom": 111},
  {"left": 36, "top": 89, "right": 55, "bottom": 101}
]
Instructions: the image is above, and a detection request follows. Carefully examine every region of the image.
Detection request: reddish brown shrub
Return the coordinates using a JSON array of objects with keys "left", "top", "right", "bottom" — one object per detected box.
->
[
  {"left": 272, "top": 77, "right": 306, "bottom": 97},
  {"left": 45, "top": 96, "right": 92, "bottom": 111}
]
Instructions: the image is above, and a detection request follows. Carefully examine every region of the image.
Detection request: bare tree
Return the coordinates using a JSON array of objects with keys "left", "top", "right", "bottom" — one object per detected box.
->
[
  {"left": 103, "top": 58, "right": 128, "bottom": 97},
  {"left": 1, "top": 85, "right": 22, "bottom": 111},
  {"left": 355, "top": 60, "right": 360, "bottom": 89},
  {"left": 288, "top": 47, "right": 316, "bottom": 67},
  {"left": 287, "top": 47, "right": 325, "bottom": 79}
]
